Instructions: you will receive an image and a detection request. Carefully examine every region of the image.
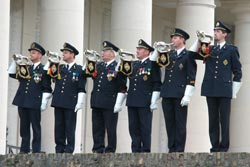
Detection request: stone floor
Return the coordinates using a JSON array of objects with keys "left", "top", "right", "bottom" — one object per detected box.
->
[{"left": 1, "top": 152, "right": 250, "bottom": 167}]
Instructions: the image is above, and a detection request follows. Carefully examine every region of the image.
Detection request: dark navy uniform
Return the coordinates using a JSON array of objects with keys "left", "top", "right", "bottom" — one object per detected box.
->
[
  {"left": 196, "top": 43, "right": 242, "bottom": 152},
  {"left": 9, "top": 42, "right": 52, "bottom": 153},
  {"left": 49, "top": 43, "right": 86, "bottom": 153},
  {"left": 161, "top": 28, "right": 197, "bottom": 152},
  {"left": 90, "top": 60, "right": 127, "bottom": 153},
  {"left": 126, "top": 40, "right": 161, "bottom": 152},
  {"left": 194, "top": 21, "right": 242, "bottom": 152},
  {"left": 161, "top": 49, "right": 197, "bottom": 152}
]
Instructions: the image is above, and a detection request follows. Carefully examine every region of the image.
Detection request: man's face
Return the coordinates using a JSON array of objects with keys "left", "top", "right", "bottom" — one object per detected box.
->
[
  {"left": 171, "top": 35, "right": 184, "bottom": 49},
  {"left": 29, "top": 50, "right": 42, "bottom": 63},
  {"left": 101, "top": 50, "right": 115, "bottom": 62},
  {"left": 62, "top": 50, "right": 74, "bottom": 62},
  {"left": 136, "top": 48, "right": 149, "bottom": 60},
  {"left": 214, "top": 29, "right": 227, "bottom": 42}
]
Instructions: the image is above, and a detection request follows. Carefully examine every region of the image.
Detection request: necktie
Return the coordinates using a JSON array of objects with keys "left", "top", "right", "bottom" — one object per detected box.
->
[
  {"left": 173, "top": 51, "right": 178, "bottom": 58},
  {"left": 66, "top": 64, "right": 69, "bottom": 70}
]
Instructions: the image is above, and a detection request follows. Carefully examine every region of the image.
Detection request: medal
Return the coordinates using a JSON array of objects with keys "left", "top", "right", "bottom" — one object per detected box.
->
[{"left": 143, "top": 75, "right": 148, "bottom": 81}]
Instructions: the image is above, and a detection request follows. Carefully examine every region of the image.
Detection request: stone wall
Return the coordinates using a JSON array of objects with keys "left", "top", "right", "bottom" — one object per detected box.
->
[{"left": 1, "top": 153, "right": 250, "bottom": 167}]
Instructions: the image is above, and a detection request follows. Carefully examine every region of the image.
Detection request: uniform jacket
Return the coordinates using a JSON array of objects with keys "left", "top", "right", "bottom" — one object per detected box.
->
[
  {"left": 10, "top": 63, "right": 52, "bottom": 110},
  {"left": 90, "top": 61, "right": 127, "bottom": 110},
  {"left": 51, "top": 63, "right": 86, "bottom": 110},
  {"left": 198, "top": 43, "right": 242, "bottom": 97},
  {"left": 126, "top": 58, "right": 161, "bottom": 107},
  {"left": 160, "top": 48, "right": 197, "bottom": 98}
]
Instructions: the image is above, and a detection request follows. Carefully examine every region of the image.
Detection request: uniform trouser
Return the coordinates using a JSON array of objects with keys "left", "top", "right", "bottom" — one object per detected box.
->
[
  {"left": 206, "top": 97, "right": 231, "bottom": 152},
  {"left": 18, "top": 107, "right": 41, "bottom": 153},
  {"left": 92, "top": 108, "right": 118, "bottom": 153},
  {"left": 54, "top": 107, "right": 77, "bottom": 153},
  {"left": 162, "top": 98, "right": 188, "bottom": 153},
  {"left": 128, "top": 107, "right": 152, "bottom": 153}
]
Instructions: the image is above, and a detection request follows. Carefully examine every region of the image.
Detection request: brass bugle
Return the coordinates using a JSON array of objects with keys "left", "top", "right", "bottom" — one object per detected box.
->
[{"left": 118, "top": 49, "right": 136, "bottom": 59}]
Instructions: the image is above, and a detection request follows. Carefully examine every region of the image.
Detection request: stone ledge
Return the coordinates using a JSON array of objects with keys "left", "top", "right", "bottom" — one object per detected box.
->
[{"left": 1, "top": 152, "right": 250, "bottom": 167}]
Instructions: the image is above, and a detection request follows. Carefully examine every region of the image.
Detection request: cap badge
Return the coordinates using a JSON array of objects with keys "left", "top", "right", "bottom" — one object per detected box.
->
[{"left": 31, "top": 43, "right": 35, "bottom": 48}]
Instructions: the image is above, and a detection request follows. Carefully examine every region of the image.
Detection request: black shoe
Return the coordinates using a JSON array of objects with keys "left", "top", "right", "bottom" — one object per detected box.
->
[{"left": 19, "top": 151, "right": 29, "bottom": 154}]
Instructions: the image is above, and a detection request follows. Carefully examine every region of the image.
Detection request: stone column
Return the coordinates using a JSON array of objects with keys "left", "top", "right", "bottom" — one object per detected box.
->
[
  {"left": 39, "top": 0, "right": 84, "bottom": 153},
  {"left": 230, "top": 3, "right": 250, "bottom": 152},
  {"left": 110, "top": 0, "right": 153, "bottom": 152},
  {"left": 0, "top": 0, "right": 10, "bottom": 154},
  {"left": 175, "top": 0, "right": 215, "bottom": 152}
]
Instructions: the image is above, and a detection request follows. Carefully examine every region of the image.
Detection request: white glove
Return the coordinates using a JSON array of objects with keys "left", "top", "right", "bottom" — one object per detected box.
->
[
  {"left": 43, "top": 61, "right": 50, "bottom": 70},
  {"left": 40, "top": 93, "right": 52, "bottom": 112},
  {"left": 180, "top": 85, "right": 195, "bottom": 107},
  {"left": 114, "top": 93, "right": 127, "bottom": 113},
  {"left": 82, "top": 63, "right": 86, "bottom": 71},
  {"left": 232, "top": 81, "right": 242, "bottom": 99},
  {"left": 189, "top": 39, "right": 199, "bottom": 52},
  {"left": 150, "top": 91, "right": 160, "bottom": 111},
  {"left": 74, "top": 92, "right": 86, "bottom": 112},
  {"left": 7, "top": 60, "right": 17, "bottom": 74},
  {"left": 149, "top": 48, "right": 158, "bottom": 61}
]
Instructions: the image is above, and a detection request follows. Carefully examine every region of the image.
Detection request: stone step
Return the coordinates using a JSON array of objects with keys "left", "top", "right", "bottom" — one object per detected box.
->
[{"left": 1, "top": 153, "right": 249, "bottom": 167}]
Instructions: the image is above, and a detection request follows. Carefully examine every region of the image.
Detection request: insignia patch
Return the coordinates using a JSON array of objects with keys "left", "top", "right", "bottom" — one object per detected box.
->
[
  {"left": 63, "top": 43, "right": 66, "bottom": 48},
  {"left": 179, "top": 63, "right": 184, "bottom": 70},
  {"left": 223, "top": 59, "right": 228, "bottom": 65},
  {"left": 143, "top": 75, "right": 148, "bottom": 81},
  {"left": 124, "top": 62, "right": 130, "bottom": 72},
  {"left": 157, "top": 52, "right": 170, "bottom": 67},
  {"left": 139, "top": 39, "right": 142, "bottom": 44},
  {"left": 20, "top": 66, "right": 27, "bottom": 75},
  {"left": 88, "top": 62, "right": 94, "bottom": 72},
  {"left": 216, "top": 22, "right": 220, "bottom": 26},
  {"left": 103, "top": 42, "right": 107, "bottom": 47},
  {"left": 107, "top": 76, "right": 112, "bottom": 81},
  {"left": 119, "top": 60, "right": 132, "bottom": 76}
]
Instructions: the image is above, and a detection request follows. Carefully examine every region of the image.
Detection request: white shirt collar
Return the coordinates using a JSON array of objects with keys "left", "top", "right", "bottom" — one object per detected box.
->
[
  {"left": 106, "top": 59, "right": 115, "bottom": 66},
  {"left": 33, "top": 62, "right": 41, "bottom": 70},
  {"left": 141, "top": 56, "right": 149, "bottom": 63},
  {"left": 218, "top": 41, "right": 226, "bottom": 49},
  {"left": 176, "top": 46, "right": 185, "bottom": 55},
  {"left": 67, "top": 61, "right": 76, "bottom": 69}
]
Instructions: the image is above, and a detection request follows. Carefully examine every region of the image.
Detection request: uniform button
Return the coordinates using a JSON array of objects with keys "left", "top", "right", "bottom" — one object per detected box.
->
[
  {"left": 28, "top": 80, "right": 30, "bottom": 82},
  {"left": 97, "top": 89, "right": 100, "bottom": 92},
  {"left": 61, "top": 90, "right": 64, "bottom": 93},
  {"left": 215, "top": 71, "right": 218, "bottom": 74},
  {"left": 217, "top": 56, "right": 219, "bottom": 58},
  {"left": 215, "top": 66, "right": 218, "bottom": 69},
  {"left": 25, "top": 91, "right": 28, "bottom": 93},
  {"left": 64, "top": 79, "right": 66, "bottom": 81},
  {"left": 99, "top": 80, "right": 101, "bottom": 83},
  {"left": 170, "top": 70, "right": 173, "bottom": 73},
  {"left": 100, "top": 76, "right": 103, "bottom": 79},
  {"left": 133, "top": 88, "right": 136, "bottom": 91},
  {"left": 26, "top": 87, "right": 28, "bottom": 90},
  {"left": 216, "top": 61, "right": 218, "bottom": 64},
  {"left": 63, "top": 82, "right": 65, "bottom": 85},
  {"left": 26, "top": 83, "right": 29, "bottom": 85},
  {"left": 98, "top": 85, "right": 100, "bottom": 87},
  {"left": 169, "top": 75, "right": 172, "bottom": 77},
  {"left": 135, "top": 79, "right": 137, "bottom": 81},
  {"left": 101, "top": 72, "right": 104, "bottom": 75},
  {"left": 62, "top": 86, "right": 64, "bottom": 89},
  {"left": 134, "top": 84, "right": 136, "bottom": 86},
  {"left": 169, "top": 80, "right": 171, "bottom": 83},
  {"left": 214, "top": 76, "right": 217, "bottom": 79}
]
